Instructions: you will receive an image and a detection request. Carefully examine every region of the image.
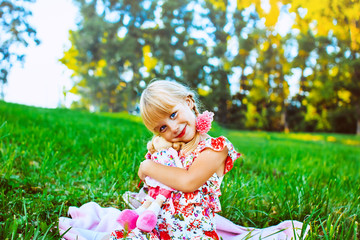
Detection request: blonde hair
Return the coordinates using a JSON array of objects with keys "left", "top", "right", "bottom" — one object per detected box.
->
[{"left": 140, "top": 80, "right": 201, "bottom": 154}]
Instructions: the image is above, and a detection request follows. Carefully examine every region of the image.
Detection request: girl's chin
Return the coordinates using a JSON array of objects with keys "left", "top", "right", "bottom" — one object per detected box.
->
[{"left": 181, "top": 130, "right": 196, "bottom": 143}]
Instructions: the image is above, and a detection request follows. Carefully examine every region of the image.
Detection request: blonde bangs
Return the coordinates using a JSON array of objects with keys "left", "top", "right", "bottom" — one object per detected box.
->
[{"left": 140, "top": 90, "right": 179, "bottom": 133}]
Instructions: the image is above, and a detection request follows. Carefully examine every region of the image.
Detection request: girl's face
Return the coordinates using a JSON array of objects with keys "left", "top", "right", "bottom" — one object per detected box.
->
[{"left": 153, "top": 97, "right": 196, "bottom": 143}]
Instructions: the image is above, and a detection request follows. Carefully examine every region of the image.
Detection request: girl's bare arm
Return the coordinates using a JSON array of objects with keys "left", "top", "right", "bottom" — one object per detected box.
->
[{"left": 138, "top": 148, "right": 228, "bottom": 193}]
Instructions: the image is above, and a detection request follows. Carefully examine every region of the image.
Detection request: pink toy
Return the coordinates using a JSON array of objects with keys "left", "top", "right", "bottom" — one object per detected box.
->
[
  {"left": 117, "top": 136, "right": 183, "bottom": 232},
  {"left": 196, "top": 111, "right": 214, "bottom": 134}
]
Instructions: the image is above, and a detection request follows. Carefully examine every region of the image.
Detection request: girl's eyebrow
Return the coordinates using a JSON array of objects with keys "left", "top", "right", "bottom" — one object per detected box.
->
[{"left": 171, "top": 105, "right": 179, "bottom": 113}]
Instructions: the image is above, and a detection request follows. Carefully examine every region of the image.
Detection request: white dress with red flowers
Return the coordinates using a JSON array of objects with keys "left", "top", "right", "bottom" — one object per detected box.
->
[
  {"left": 144, "top": 147, "right": 183, "bottom": 191},
  {"left": 110, "top": 136, "right": 241, "bottom": 240}
]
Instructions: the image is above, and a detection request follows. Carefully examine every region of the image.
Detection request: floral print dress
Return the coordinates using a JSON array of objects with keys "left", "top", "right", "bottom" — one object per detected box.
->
[{"left": 110, "top": 136, "right": 241, "bottom": 240}]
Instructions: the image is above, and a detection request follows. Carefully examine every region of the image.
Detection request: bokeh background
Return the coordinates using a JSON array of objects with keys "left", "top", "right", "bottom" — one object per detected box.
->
[{"left": 1, "top": 0, "right": 360, "bottom": 134}]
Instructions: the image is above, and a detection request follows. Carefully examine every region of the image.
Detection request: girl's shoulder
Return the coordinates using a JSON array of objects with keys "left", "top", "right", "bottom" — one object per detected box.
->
[{"left": 198, "top": 135, "right": 234, "bottom": 152}]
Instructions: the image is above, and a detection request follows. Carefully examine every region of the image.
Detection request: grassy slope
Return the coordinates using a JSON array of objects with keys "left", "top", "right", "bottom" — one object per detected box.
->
[{"left": 0, "top": 101, "right": 359, "bottom": 239}]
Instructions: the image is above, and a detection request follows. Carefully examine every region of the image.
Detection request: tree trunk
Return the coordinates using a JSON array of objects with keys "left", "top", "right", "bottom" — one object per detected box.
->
[
  {"left": 356, "top": 103, "right": 360, "bottom": 135},
  {"left": 281, "top": 110, "right": 289, "bottom": 133}
]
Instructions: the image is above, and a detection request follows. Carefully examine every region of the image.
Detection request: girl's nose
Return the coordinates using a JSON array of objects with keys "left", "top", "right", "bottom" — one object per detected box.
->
[{"left": 168, "top": 121, "right": 178, "bottom": 134}]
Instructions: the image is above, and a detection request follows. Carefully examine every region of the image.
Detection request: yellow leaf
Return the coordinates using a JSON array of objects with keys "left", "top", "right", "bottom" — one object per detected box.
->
[
  {"left": 282, "top": 63, "right": 291, "bottom": 74},
  {"left": 239, "top": 49, "right": 249, "bottom": 56},
  {"left": 316, "top": 19, "right": 330, "bottom": 36},
  {"left": 78, "top": 79, "right": 87, "bottom": 87},
  {"left": 261, "top": 41, "right": 270, "bottom": 51},
  {"left": 270, "top": 93, "right": 276, "bottom": 101},
  {"left": 124, "top": 60, "right": 132, "bottom": 68},
  {"left": 69, "top": 86, "right": 78, "bottom": 94},
  {"left": 223, "top": 61, "right": 231, "bottom": 71},
  {"left": 143, "top": 45, "right": 158, "bottom": 72},
  {"left": 115, "top": 82, "right": 127, "bottom": 92},
  {"left": 237, "top": 0, "right": 252, "bottom": 9},
  {"left": 284, "top": 86, "right": 290, "bottom": 98},
  {"left": 265, "top": 0, "right": 280, "bottom": 27},
  {"left": 208, "top": 0, "right": 226, "bottom": 11},
  {"left": 95, "top": 68, "right": 104, "bottom": 77},
  {"left": 314, "top": 80, "right": 322, "bottom": 88},
  {"left": 93, "top": 59, "right": 107, "bottom": 77},
  {"left": 254, "top": 79, "right": 264, "bottom": 87},
  {"left": 338, "top": 90, "right": 351, "bottom": 103},
  {"left": 143, "top": 45, "right": 151, "bottom": 56},
  {"left": 350, "top": 21, "right": 360, "bottom": 51},
  {"left": 98, "top": 59, "right": 107, "bottom": 68},
  {"left": 305, "top": 104, "right": 318, "bottom": 121},
  {"left": 329, "top": 66, "right": 339, "bottom": 77}
]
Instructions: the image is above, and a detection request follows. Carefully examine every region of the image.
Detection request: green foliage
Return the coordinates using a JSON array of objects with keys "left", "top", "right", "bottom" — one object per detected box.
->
[
  {"left": 61, "top": 0, "right": 237, "bottom": 123},
  {"left": 0, "top": 101, "right": 359, "bottom": 239},
  {"left": 60, "top": 0, "right": 360, "bottom": 134},
  {"left": 0, "top": 0, "right": 40, "bottom": 93}
]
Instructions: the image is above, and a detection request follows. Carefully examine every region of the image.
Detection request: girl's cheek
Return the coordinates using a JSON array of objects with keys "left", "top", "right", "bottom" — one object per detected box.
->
[{"left": 160, "top": 133, "right": 170, "bottom": 142}]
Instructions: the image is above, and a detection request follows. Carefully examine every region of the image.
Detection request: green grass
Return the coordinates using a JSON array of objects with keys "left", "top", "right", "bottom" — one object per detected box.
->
[{"left": 0, "top": 100, "right": 359, "bottom": 239}]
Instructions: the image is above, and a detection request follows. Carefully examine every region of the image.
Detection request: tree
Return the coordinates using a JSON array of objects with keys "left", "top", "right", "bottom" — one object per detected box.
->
[
  {"left": 202, "top": 0, "right": 233, "bottom": 124},
  {"left": 0, "top": 0, "right": 40, "bottom": 97},
  {"left": 61, "top": 0, "right": 359, "bottom": 135},
  {"left": 143, "top": 0, "right": 209, "bottom": 89},
  {"left": 287, "top": 0, "right": 360, "bottom": 133},
  {"left": 236, "top": 0, "right": 359, "bottom": 134},
  {"left": 62, "top": 0, "right": 212, "bottom": 113},
  {"left": 61, "top": 0, "right": 158, "bottom": 112}
]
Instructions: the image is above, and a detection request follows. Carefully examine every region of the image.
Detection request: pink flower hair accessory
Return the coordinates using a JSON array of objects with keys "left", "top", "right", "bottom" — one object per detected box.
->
[{"left": 196, "top": 111, "right": 214, "bottom": 134}]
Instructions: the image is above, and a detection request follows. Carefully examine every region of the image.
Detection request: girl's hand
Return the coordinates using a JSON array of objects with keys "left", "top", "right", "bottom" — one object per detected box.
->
[{"left": 138, "top": 160, "right": 152, "bottom": 181}]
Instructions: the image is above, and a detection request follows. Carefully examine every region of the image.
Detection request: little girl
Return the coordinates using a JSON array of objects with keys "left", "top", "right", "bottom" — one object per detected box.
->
[{"left": 110, "top": 80, "right": 241, "bottom": 239}]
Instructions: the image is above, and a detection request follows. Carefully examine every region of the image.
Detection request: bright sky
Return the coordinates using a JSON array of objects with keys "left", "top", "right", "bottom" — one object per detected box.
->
[{"left": 4, "top": 0, "right": 79, "bottom": 108}]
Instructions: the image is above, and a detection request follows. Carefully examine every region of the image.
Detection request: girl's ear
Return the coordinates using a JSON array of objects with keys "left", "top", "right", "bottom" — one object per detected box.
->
[{"left": 185, "top": 96, "right": 194, "bottom": 109}]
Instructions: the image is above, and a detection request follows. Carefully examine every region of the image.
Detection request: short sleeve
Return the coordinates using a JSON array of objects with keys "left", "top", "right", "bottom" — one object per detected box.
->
[
  {"left": 199, "top": 136, "right": 241, "bottom": 174},
  {"left": 145, "top": 151, "right": 152, "bottom": 160}
]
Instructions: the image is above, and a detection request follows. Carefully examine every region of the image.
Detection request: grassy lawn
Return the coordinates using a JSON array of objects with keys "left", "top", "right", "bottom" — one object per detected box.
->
[{"left": 0, "top": 101, "right": 359, "bottom": 239}]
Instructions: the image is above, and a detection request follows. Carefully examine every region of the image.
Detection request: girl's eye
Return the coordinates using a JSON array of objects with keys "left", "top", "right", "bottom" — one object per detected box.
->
[
  {"left": 159, "top": 125, "right": 167, "bottom": 133},
  {"left": 170, "top": 112, "right": 177, "bottom": 119}
]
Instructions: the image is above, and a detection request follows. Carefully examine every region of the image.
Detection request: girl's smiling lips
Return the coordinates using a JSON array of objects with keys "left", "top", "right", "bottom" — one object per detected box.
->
[{"left": 176, "top": 125, "right": 187, "bottom": 138}]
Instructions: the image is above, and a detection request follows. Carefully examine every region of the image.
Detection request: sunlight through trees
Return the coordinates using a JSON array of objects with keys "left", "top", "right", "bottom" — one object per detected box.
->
[{"left": 60, "top": 0, "right": 360, "bottom": 134}]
